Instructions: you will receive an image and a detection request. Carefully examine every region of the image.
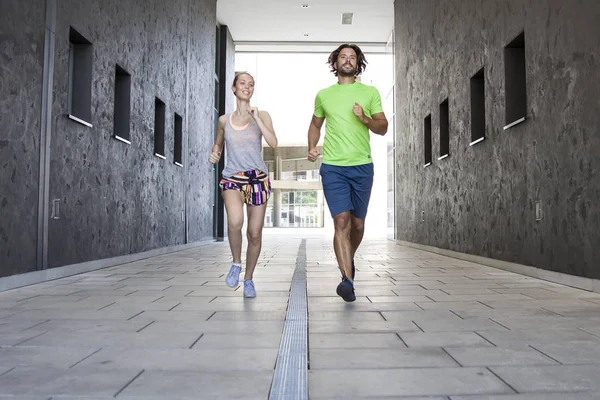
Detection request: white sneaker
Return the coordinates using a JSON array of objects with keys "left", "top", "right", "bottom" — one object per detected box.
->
[
  {"left": 225, "top": 264, "right": 242, "bottom": 288},
  {"left": 243, "top": 280, "right": 256, "bottom": 298}
]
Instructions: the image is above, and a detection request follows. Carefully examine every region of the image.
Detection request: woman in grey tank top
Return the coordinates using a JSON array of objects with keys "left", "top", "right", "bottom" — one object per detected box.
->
[{"left": 208, "top": 72, "right": 278, "bottom": 298}]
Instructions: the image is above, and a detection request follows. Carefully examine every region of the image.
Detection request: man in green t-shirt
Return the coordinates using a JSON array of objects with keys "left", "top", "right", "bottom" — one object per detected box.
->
[{"left": 307, "top": 43, "right": 388, "bottom": 302}]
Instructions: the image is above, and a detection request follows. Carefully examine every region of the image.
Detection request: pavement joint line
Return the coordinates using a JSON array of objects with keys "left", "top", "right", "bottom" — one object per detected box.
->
[
  {"left": 127, "top": 311, "right": 144, "bottom": 320},
  {"left": 136, "top": 320, "right": 155, "bottom": 333},
  {"left": 69, "top": 348, "right": 102, "bottom": 369},
  {"left": 0, "top": 367, "right": 16, "bottom": 377},
  {"left": 268, "top": 239, "right": 308, "bottom": 400},
  {"left": 113, "top": 369, "right": 145, "bottom": 398},
  {"left": 189, "top": 333, "right": 204, "bottom": 349}
]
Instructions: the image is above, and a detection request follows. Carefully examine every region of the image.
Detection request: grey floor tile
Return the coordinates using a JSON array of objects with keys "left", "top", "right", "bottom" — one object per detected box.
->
[
  {"left": 489, "top": 316, "right": 600, "bottom": 330},
  {"left": 309, "top": 319, "right": 421, "bottom": 333},
  {"left": 491, "top": 364, "right": 600, "bottom": 392},
  {"left": 4, "top": 309, "right": 149, "bottom": 321},
  {"left": 454, "top": 308, "right": 560, "bottom": 319},
  {"left": 412, "top": 316, "right": 508, "bottom": 332},
  {"left": 19, "top": 318, "right": 155, "bottom": 333},
  {"left": 580, "top": 325, "right": 600, "bottom": 337},
  {"left": 381, "top": 310, "right": 455, "bottom": 321},
  {"left": 0, "top": 319, "right": 50, "bottom": 333},
  {"left": 118, "top": 369, "right": 273, "bottom": 399},
  {"left": 117, "top": 310, "right": 217, "bottom": 321},
  {"left": 4, "top": 233, "right": 600, "bottom": 399},
  {"left": 313, "top": 397, "right": 447, "bottom": 400},
  {"left": 188, "top": 289, "right": 290, "bottom": 298},
  {"left": 0, "top": 366, "right": 140, "bottom": 397},
  {"left": 208, "top": 296, "right": 289, "bottom": 304},
  {"left": 444, "top": 346, "right": 558, "bottom": 366},
  {"left": 425, "top": 293, "right": 534, "bottom": 302},
  {"left": 308, "top": 297, "right": 374, "bottom": 305},
  {"left": 0, "top": 346, "right": 100, "bottom": 369},
  {"left": 415, "top": 301, "right": 496, "bottom": 312},
  {"left": 310, "top": 348, "right": 459, "bottom": 369},
  {"left": 207, "top": 311, "right": 286, "bottom": 321},
  {"left": 308, "top": 311, "right": 386, "bottom": 322},
  {"left": 309, "top": 288, "right": 398, "bottom": 296},
  {"left": 476, "top": 328, "right": 600, "bottom": 347},
  {"left": 532, "top": 340, "right": 600, "bottom": 364},
  {"left": 309, "top": 333, "right": 406, "bottom": 349},
  {"left": 21, "top": 330, "right": 203, "bottom": 349},
  {"left": 74, "top": 347, "right": 278, "bottom": 371},
  {"left": 192, "top": 333, "right": 282, "bottom": 349},
  {"left": 0, "top": 331, "right": 47, "bottom": 347},
  {"left": 440, "top": 289, "right": 501, "bottom": 295},
  {"left": 308, "top": 301, "right": 423, "bottom": 312},
  {"left": 145, "top": 320, "right": 284, "bottom": 333},
  {"left": 176, "top": 301, "right": 289, "bottom": 311},
  {"left": 451, "top": 393, "right": 600, "bottom": 400},
  {"left": 400, "top": 331, "right": 495, "bottom": 348},
  {"left": 365, "top": 295, "right": 435, "bottom": 303},
  {"left": 309, "top": 367, "right": 513, "bottom": 397}
]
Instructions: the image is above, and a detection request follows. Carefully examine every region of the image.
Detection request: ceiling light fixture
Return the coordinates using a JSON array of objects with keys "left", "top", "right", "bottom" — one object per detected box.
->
[{"left": 301, "top": 4, "right": 309, "bottom": 8}]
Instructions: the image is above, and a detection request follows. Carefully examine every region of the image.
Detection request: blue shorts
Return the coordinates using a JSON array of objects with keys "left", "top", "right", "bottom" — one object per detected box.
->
[{"left": 320, "top": 163, "right": 374, "bottom": 219}]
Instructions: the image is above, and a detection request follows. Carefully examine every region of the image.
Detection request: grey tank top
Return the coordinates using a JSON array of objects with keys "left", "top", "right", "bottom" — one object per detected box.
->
[{"left": 221, "top": 113, "right": 268, "bottom": 178}]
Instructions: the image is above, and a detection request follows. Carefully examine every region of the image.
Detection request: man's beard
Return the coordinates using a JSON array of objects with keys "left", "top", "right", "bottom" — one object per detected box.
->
[{"left": 337, "top": 63, "right": 357, "bottom": 77}]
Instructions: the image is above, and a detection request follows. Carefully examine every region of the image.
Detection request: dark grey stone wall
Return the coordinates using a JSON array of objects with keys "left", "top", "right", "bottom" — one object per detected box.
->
[
  {"left": 1, "top": 0, "right": 218, "bottom": 276},
  {"left": 394, "top": 0, "right": 600, "bottom": 279},
  {"left": 0, "top": 0, "right": 45, "bottom": 277}
]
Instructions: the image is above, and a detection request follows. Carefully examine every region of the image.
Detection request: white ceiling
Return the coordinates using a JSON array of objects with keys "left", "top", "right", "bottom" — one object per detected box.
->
[{"left": 216, "top": 0, "right": 394, "bottom": 51}]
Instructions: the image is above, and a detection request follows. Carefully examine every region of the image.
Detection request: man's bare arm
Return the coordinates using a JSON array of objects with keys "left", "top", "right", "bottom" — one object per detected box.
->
[
  {"left": 362, "top": 112, "right": 388, "bottom": 135},
  {"left": 307, "top": 115, "right": 325, "bottom": 161}
]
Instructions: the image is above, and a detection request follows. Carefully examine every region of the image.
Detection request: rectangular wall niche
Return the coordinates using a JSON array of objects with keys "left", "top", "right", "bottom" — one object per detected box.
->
[
  {"left": 424, "top": 114, "right": 432, "bottom": 167},
  {"left": 439, "top": 99, "right": 449, "bottom": 159},
  {"left": 174, "top": 113, "right": 183, "bottom": 166},
  {"left": 113, "top": 65, "right": 131, "bottom": 143},
  {"left": 154, "top": 97, "right": 166, "bottom": 159},
  {"left": 504, "top": 31, "right": 527, "bottom": 129},
  {"left": 68, "top": 27, "right": 93, "bottom": 126},
  {"left": 470, "top": 67, "right": 485, "bottom": 145}
]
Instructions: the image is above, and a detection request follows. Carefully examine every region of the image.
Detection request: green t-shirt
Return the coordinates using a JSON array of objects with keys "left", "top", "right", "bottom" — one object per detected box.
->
[{"left": 313, "top": 81, "right": 384, "bottom": 166}]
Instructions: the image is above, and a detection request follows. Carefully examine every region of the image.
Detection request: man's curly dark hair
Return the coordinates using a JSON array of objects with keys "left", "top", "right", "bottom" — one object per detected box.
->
[{"left": 327, "top": 43, "right": 368, "bottom": 77}]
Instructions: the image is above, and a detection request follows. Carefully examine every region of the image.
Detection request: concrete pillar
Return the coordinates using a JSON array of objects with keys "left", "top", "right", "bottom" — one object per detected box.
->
[{"left": 272, "top": 153, "right": 282, "bottom": 227}]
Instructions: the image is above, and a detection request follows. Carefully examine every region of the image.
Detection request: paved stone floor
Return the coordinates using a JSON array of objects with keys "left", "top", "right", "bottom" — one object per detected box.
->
[{"left": 1, "top": 229, "right": 600, "bottom": 399}]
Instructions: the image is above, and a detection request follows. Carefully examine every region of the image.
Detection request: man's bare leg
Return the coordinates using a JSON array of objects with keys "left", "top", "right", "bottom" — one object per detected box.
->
[
  {"left": 349, "top": 215, "right": 366, "bottom": 275},
  {"left": 333, "top": 211, "right": 353, "bottom": 281}
]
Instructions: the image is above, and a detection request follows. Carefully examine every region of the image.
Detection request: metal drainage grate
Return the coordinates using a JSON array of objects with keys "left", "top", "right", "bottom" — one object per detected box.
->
[{"left": 268, "top": 239, "right": 308, "bottom": 400}]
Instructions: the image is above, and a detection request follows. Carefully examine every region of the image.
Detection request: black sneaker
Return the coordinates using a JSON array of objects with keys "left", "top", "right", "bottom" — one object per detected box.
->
[{"left": 336, "top": 279, "right": 356, "bottom": 302}]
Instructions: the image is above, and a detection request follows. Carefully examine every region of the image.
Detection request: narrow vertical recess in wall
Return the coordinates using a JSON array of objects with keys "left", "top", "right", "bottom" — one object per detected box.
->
[
  {"left": 174, "top": 113, "right": 183, "bottom": 166},
  {"left": 113, "top": 65, "right": 131, "bottom": 144},
  {"left": 38, "top": 0, "right": 56, "bottom": 270},
  {"left": 154, "top": 98, "right": 166, "bottom": 158},
  {"left": 68, "top": 27, "right": 93, "bottom": 126},
  {"left": 439, "top": 99, "right": 449, "bottom": 159},
  {"left": 424, "top": 114, "right": 432, "bottom": 167},
  {"left": 214, "top": 25, "right": 228, "bottom": 241},
  {"left": 504, "top": 31, "right": 527, "bottom": 129},
  {"left": 470, "top": 68, "right": 485, "bottom": 145}
]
